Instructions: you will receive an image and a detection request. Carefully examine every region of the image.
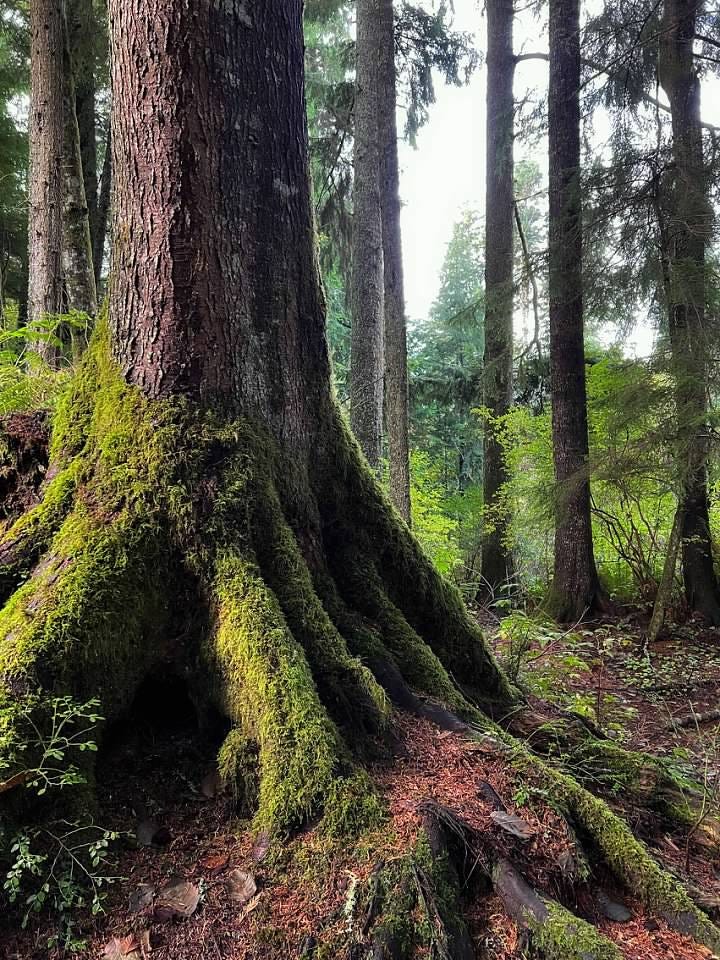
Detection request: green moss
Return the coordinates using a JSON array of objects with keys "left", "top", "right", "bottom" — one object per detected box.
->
[
  {"left": 208, "top": 550, "right": 347, "bottom": 831},
  {"left": 529, "top": 900, "right": 621, "bottom": 960},
  {"left": 320, "top": 770, "right": 386, "bottom": 839},
  {"left": 217, "top": 727, "right": 259, "bottom": 811},
  {"left": 251, "top": 484, "right": 391, "bottom": 740},
  {"left": 317, "top": 408, "right": 515, "bottom": 713}
]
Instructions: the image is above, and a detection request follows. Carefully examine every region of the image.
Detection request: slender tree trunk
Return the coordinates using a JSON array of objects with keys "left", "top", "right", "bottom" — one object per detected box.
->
[
  {"left": 65, "top": 0, "right": 98, "bottom": 256},
  {"left": 28, "top": 0, "right": 65, "bottom": 342},
  {"left": 378, "top": 0, "right": 411, "bottom": 523},
  {"left": 658, "top": 0, "right": 720, "bottom": 625},
  {"left": 547, "top": 0, "right": 604, "bottom": 621},
  {"left": 480, "top": 0, "right": 515, "bottom": 599},
  {"left": 62, "top": 13, "right": 98, "bottom": 321},
  {"left": 350, "top": 0, "right": 384, "bottom": 471},
  {"left": 93, "top": 126, "right": 111, "bottom": 286}
]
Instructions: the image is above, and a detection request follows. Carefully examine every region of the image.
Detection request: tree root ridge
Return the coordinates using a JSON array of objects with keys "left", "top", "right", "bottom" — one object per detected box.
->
[{"left": 504, "top": 705, "right": 720, "bottom": 852}]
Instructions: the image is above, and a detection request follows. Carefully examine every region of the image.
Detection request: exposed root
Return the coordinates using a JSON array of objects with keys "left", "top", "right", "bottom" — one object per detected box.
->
[{"left": 505, "top": 706, "right": 720, "bottom": 850}]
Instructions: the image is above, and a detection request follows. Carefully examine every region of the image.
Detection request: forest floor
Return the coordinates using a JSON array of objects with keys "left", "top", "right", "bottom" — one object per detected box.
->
[{"left": 1, "top": 609, "right": 719, "bottom": 960}]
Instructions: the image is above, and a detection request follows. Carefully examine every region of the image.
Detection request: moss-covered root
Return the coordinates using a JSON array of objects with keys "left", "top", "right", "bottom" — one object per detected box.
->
[
  {"left": 0, "top": 460, "right": 80, "bottom": 603},
  {"left": 250, "top": 484, "right": 391, "bottom": 745},
  {"left": 506, "top": 708, "right": 720, "bottom": 849},
  {"left": 0, "top": 502, "right": 170, "bottom": 784},
  {"left": 207, "top": 548, "right": 384, "bottom": 834},
  {"left": 493, "top": 857, "right": 620, "bottom": 960},
  {"left": 345, "top": 833, "right": 475, "bottom": 960},
  {"left": 510, "top": 749, "right": 720, "bottom": 954},
  {"left": 317, "top": 409, "right": 515, "bottom": 714}
]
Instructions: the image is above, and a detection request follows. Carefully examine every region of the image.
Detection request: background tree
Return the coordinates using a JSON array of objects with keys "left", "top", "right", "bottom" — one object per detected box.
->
[
  {"left": 658, "top": 0, "right": 720, "bottom": 624},
  {"left": 379, "top": 0, "right": 411, "bottom": 523},
  {"left": 547, "top": 0, "right": 604, "bottom": 619},
  {"left": 349, "top": 0, "right": 384, "bottom": 470},
  {"left": 61, "top": 10, "right": 96, "bottom": 320},
  {"left": 481, "top": 0, "right": 515, "bottom": 598},
  {"left": 27, "top": 0, "right": 64, "bottom": 338}
]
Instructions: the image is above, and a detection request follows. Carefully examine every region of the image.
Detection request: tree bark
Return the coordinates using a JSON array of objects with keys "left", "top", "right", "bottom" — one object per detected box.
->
[
  {"left": 93, "top": 125, "right": 111, "bottom": 287},
  {"left": 28, "top": 0, "right": 65, "bottom": 342},
  {"left": 546, "top": 0, "right": 604, "bottom": 621},
  {"left": 658, "top": 0, "right": 720, "bottom": 625},
  {"left": 65, "top": 0, "right": 99, "bottom": 259},
  {"left": 62, "top": 12, "right": 98, "bottom": 321},
  {"left": 378, "top": 0, "right": 411, "bottom": 523},
  {"left": 480, "top": 0, "right": 515, "bottom": 599},
  {"left": 350, "top": 0, "right": 384, "bottom": 472},
  {"left": 110, "top": 0, "right": 330, "bottom": 448}
]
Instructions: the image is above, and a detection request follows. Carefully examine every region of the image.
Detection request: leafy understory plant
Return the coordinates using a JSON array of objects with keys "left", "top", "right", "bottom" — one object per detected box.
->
[{"left": 1, "top": 696, "right": 121, "bottom": 952}]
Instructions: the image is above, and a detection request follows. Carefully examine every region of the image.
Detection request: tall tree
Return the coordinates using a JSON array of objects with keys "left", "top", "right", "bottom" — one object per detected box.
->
[
  {"left": 378, "top": 0, "right": 411, "bottom": 522},
  {"left": 480, "top": 0, "right": 515, "bottom": 598},
  {"left": 62, "top": 12, "right": 97, "bottom": 319},
  {"left": 93, "top": 125, "right": 111, "bottom": 285},
  {"left": 658, "top": 0, "right": 720, "bottom": 624},
  {"left": 546, "top": 0, "right": 604, "bottom": 620},
  {"left": 2, "top": 5, "right": 720, "bottom": 954},
  {"left": 350, "top": 0, "right": 384, "bottom": 470},
  {"left": 27, "top": 0, "right": 64, "bottom": 333},
  {"left": 65, "top": 0, "right": 98, "bottom": 257}
]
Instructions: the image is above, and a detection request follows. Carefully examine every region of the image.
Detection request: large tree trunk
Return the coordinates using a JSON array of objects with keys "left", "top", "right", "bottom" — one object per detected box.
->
[
  {"left": 378, "top": 0, "right": 411, "bottom": 524},
  {"left": 546, "top": 0, "right": 604, "bottom": 621},
  {"left": 2, "top": 3, "right": 719, "bottom": 954},
  {"left": 658, "top": 0, "right": 720, "bottom": 625},
  {"left": 27, "top": 0, "right": 65, "bottom": 341},
  {"left": 480, "top": 0, "right": 515, "bottom": 600},
  {"left": 62, "top": 12, "right": 98, "bottom": 321},
  {"left": 350, "top": 0, "right": 385, "bottom": 471}
]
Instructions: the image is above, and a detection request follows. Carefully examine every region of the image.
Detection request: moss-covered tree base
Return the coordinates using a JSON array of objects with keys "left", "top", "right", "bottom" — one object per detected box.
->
[{"left": 0, "top": 328, "right": 719, "bottom": 957}]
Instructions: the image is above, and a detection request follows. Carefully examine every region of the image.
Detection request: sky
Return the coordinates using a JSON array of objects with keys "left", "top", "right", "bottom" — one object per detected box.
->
[{"left": 396, "top": 0, "right": 720, "bottom": 356}]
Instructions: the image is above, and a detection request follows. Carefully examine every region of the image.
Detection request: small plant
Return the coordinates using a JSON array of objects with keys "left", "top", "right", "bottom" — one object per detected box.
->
[{"left": 1, "top": 696, "right": 122, "bottom": 952}]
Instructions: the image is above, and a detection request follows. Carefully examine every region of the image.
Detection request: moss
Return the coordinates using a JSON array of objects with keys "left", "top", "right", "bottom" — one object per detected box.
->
[
  {"left": 251, "top": 483, "right": 391, "bottom": 741},
  {"left": 316, "top": 408, "right": 515, "bottom": 714},
  {"left": 320, "top": 770, "right": 386, "bottom": 839},
  {"left": 328, "top": 539, "right": 475, "bottom": 717},
  {"left": 529, "top": 900, "right": 621, "bottom": 960},
  {"left": 217, "top": 727, "right": 259, "bottom": 812},
  {"left": 208, "top": 550, "right": 348, "bottom": 831}
]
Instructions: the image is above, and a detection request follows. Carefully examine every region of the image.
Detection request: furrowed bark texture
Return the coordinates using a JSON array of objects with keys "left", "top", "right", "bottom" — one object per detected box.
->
[
  {"left": 658, "top": 0, "right": 720, "bottom": 625},
  {"left": 28, "top": 0, "right": 65, "bottom": 335},
  {"left": 62, "top": 13, "right": 98, "bottom": 319},
  {"left": 481, "top": 0, "right": 515, "bottom": 598},
  {"left": 65, "top": 0, "right": 99, "bottom": 259},
  {"left": 547, "top": 0, "right": 603, "bottom": 621},
  {"left": 378, "top": 0, "right": 411, "bottom": 524},
  {"left": 350, "top": 0, "right": 385, "bottom": 472},
  {"left": 110, "top": 0, "right": 329, "bottom": 455}
]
